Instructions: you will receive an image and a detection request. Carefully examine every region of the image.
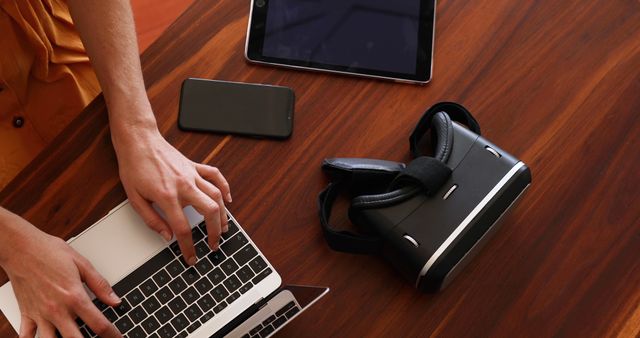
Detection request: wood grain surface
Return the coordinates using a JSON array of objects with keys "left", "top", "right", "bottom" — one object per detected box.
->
[{"left": 1, "top": 0, "right": 639, "bottom": 337}]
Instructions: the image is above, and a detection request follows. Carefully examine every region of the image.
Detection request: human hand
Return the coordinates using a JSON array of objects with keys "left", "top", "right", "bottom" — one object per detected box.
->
[
  {"left": 113, "top": 127, "right": 231, "bottom": 265},
  {"left": 0, "top": 216, "right": 122, "bottom": 338}
]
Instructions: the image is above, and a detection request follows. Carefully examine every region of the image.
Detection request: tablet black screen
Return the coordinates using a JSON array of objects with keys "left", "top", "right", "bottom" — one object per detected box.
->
[
  {"left": 262, "top": 0, "right": 420, "bottom": 75},
  {"left": 247, "top": 0, "right": 434, "bottom": 82}
]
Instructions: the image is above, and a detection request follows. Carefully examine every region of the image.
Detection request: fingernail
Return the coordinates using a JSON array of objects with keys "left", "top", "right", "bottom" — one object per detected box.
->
[
  {"left": 161, "top": 231, "right": 171, "bottom": 241},
  {"left": 188, "top": 256, "right": 197, "bottom": 265},
  {"left": 227, "top": 193, "right": 232, "bottom": 203},
  {"left": 110, "top": 292, "right": 121, "bottom": 303}
]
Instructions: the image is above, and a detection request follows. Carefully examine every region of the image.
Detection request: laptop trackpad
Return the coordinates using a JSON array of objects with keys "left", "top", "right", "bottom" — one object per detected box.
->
[{"left": 69, "top": 201, "right": 203, "bottom": 286}]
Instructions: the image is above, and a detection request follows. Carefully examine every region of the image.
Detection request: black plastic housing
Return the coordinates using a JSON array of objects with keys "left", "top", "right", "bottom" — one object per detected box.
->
[{"left": 350, "top": 123, "right": 531, "bottom": 292}]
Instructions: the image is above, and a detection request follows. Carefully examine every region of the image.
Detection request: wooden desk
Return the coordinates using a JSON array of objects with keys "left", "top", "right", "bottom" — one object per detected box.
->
[{"left": 1, "top": 0, "right": 639, "bottom": 336}]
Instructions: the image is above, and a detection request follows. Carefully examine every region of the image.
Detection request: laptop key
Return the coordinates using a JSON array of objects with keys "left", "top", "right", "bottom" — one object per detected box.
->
[
  {"left": 79, "top": 326, "right": 91, "bottom": 338},
  {"left": 102, "top": 308, "right": 118, "bottom": 322},
  {"left": 252, "top": 268, "right": 273, "bottom": 285},
  {"left": 276, "top": 301, "right": 296, "bottom": 317},
  {"left": 284, "top": 306, "right": 300, "bottom": 320},
  {"left": 126, "top": 288, "right": 144, "bottom": 308},
  {"left": 182, "top": 267, "right": 200, "bottom": 285},
  {"left": 195, "top": 276, "right": 214, "bottom": 295},
  {"left": 239, "top": 282, "right": 253, "bottom": 294},
  {"left": 195, "top": 241, "right": 210, "bottom": 259},
  {"left": 140, "top": 279, "right": 159, "bottom": 297},
  {"left": 93, "top": 299, "right": 108, "bottom": 311},
  {"left": 212, "top": 300, "right": 228, "bottom": 314},
  {"left": 156, "top": 286, "right": 174, "bottom": 304},
  {"left": 192, "top": 227, "right": 205, "bottom": 243},
  {"left": 168, "top": 297, "right": 187, "bottom": 315},
  {"left": 169, "top": 276, "right": 188, "bottom": 294},
  {"left": 207, "top": 267, "right": 226, "bottom": 285},
  {"left": 258, "top": 324, "right": 274, "bottom": 338},
  {"left": 142, "top": 296, "right": 161, "bottom": 314},
  {"left": 184, "top": 303, "right": 203, "bottom": 322},
  {"left": 166, "top": 259, "right": 186, "bottom": 278},
  {"left": 221, "top": 232, "right": 248, "bottom": 256},
  {"left": 187, "top": 321, "right": 202, "bottom": 333},
  {"left": 170, "top": 241, "right": 182, "bottom": 257},
  {"left": 272, "top": 315, "right": 287, "bottom": 329},
  {"left": 220, "top": 258, "right": 239, "bottom": 276},
  {"left": 198, "top": 221, "right": 207, "bottom": 234},
  {"left": 263, "top": 314, "right": 276, "bottom": 326},
  {"left": 249, "top": 324, "right": 262, "bottom": 335},
  {"left": 155, "top": 306, "right": 174, "bottom": 324},
  {"left": 236, "top": 266, "right": 255, "bottom": 283},
  {"left": 128, "top": 326, "right": 146, "bottom": 338},
  {"left": 181, "top": 286, "right": 200, "bottom": 305},
  {"left": 226, "top": 291, "right": 240, "bottom": 304},
  {"left": 199, "top": 311, "right": 214, "bottom": 324},
  {"left": 171, "top": 313, "right": 189, "bottom": 332},
  {"left": 195, "top": 257, "right": 214, "bottom": 274},
  {"left": 221, "top": 221, "right": 239, "bottom": 240},
  {"left": 223, "top": 275, "right": 242, "bottom": 293},
  {"left": 234, "top": 244, "right": 258, "bottom": 267},
  {"left": 114, "top": 315, "right": 134, "bottom": 334},
  {"left": 153, "top": 269, "right": 172, "bottom": 287},
  {"left": 211, "top": 285, "right": 229, "bottom": 302},
  {"left": 128, "top": 306, "right": 148, "bottom": 324},
  {"left": 141, "top": 316, "right": 161, "bottom": 334},
  {"left": 113, "top": 299, "right": 131, "bottom": 317},
  {"left": 208, "top": 250, "right": 226, "bottom": 265},
  {"left": 248, "top": 256, "right": 267, "bottom": 274},
  {"left": 113, "top": 248, "right": 173, "bottom": 296},
  {"left": 158, "top": 323, "right": 176, "bottom": 338},
  {"left": 197, "top": 294, "right": 215, "bottom": 312}
]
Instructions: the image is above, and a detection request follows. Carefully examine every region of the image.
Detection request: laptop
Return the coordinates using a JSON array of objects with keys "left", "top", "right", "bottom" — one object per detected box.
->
[{"left": 0, "top": 201, "right": 328, "bottom": 337}]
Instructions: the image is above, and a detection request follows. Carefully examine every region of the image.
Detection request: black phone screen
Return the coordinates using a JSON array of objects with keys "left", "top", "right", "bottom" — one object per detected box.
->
[{"left": 178, "top": 78, "right": 294, "bottom": 138}]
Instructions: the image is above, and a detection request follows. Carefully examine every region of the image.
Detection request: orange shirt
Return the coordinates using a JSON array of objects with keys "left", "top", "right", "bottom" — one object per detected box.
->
[{"left": 0, "top": 0, "right": 99, "bottom": 185}]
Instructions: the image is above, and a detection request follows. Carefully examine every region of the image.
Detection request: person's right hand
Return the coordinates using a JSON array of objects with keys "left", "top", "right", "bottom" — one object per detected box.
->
[{"left": 0, "top": 216, "right": 122, "bottom": 338}]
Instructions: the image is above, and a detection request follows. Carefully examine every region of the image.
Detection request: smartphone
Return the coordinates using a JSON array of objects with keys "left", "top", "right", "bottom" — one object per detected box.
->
[{"left": 178, "top": 78, "right": 294, "bottom": 138}]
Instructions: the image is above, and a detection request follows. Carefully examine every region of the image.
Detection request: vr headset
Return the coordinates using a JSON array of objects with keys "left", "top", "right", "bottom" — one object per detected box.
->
[{"left": 319, "top": 102, "right": 531, "bottom": 292}]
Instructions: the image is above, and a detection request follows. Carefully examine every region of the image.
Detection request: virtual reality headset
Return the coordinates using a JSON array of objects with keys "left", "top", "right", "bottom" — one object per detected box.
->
[{"left": 318, "top": 102, "right": 531, "bottom": 292}]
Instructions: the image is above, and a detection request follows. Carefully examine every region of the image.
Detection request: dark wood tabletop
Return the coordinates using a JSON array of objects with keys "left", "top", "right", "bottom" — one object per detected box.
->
[{"left": 2, "top": 0, "right": 639, "bottom": 337}]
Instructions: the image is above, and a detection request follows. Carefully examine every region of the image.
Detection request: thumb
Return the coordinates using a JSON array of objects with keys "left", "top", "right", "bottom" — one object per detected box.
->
[{"left": 75, "top": 255, "right": 121, "bottom": 307}]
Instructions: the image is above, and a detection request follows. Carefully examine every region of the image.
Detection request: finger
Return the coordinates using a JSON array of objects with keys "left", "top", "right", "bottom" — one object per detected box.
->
[
  {"left": 19, "top": 315, "right": 36, "bottom": 338},
  {"left": 73, "top": 293, "right": 122, "bottom": 338},
  {"left": 51, "top": 314, "right": 83, "bottom": 338},
  {"left": 196, "top": 164, "right": 232, "bottom": 203},
  {"left": 160, "top": 200, "right": 196, "bottom": 265},
  {"left": 187, "top": 185, "right": 223, "bottom": 251},
  {"left": 35, "top": 320, "right": 56, "bottom": 338},
  {"left": 196, "top": 177, "right": 228, "bottom": 232},
  {"left": 75, "top": 255, "right": 121, "bottom": 307},
  {"left": 129, "top": 193, "right": 172, "bottom": 241}
]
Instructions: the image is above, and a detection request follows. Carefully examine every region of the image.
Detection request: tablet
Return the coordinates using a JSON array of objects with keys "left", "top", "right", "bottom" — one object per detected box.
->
[{"left": 245, "top": 0, "right": 436, "bottom": 84}]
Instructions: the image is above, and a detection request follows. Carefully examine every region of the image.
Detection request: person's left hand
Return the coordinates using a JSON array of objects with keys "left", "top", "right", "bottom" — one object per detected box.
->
[{"left": 112, "top": 127, "right": 232, "bottom": 266}]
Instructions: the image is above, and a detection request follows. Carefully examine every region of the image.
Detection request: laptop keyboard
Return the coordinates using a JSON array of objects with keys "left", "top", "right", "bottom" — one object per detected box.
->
[
  {"left": 76, "top": 217, "right": 273, "bottom": 338},
  {"left": 243, "top": 301, "right": 301, "bottom": 338}
]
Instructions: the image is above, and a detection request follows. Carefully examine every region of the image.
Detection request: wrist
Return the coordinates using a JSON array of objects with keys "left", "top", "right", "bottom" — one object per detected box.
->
[
  {"left": 0, "top": 210, "right": 35, "bottom": 268},
  {"left": 108, "top": 101, "right": 160, "bottom": 150}
]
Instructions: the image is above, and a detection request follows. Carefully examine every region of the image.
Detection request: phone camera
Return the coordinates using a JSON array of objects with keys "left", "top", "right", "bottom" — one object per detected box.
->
[{"left": 256, "top": 0, "right": 266, "bottom": 7}]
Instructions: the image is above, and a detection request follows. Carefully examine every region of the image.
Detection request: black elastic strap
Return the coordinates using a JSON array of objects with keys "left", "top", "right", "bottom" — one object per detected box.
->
[
  {"left": 318, "top": 182, "right": 383, "bottom": 254},
  {"left": 390, "top": 157, "right": 452, "bottom": 195},
  {"left": 410, "top": 102, "right": 481, "bottom": 158}
]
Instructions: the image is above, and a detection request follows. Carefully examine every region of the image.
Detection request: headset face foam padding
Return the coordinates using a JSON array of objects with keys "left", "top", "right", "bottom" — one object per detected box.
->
[{"left": 430, "top": 112, "right": 454, "bottom": 162}]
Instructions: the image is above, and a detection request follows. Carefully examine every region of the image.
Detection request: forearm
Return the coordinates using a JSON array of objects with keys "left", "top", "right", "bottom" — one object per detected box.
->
[
  {"left": 66, "top": 0, "right": 157, "bottom": 146},
  {"left": 0, "top": 208, "right": 32, "bottom": 267}
]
